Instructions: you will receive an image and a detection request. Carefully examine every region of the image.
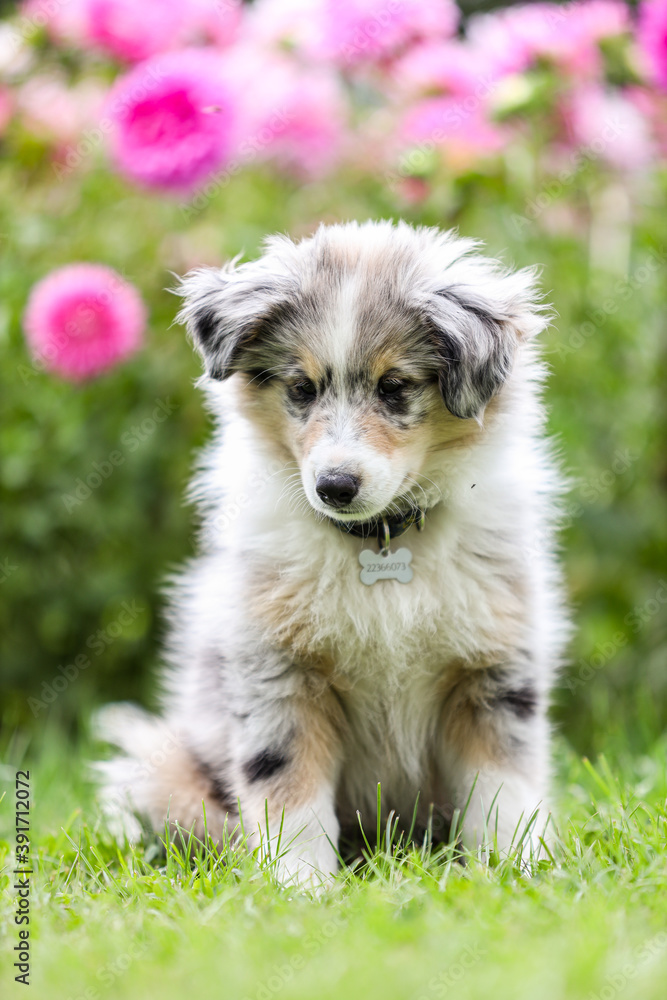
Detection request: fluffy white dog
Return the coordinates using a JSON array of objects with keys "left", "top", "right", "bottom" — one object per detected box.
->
[{"left": 96, "top": 221, "right": 570, "bottom": 884}]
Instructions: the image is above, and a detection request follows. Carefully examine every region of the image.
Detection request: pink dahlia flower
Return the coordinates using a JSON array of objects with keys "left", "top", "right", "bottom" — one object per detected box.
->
[
  {"left": 22, "top": 0, "right": 187, "bottom": 62},
  {"left": 20, "top": 0, "right": 83, "bottom": 47},
  {"left": 23, "top": 264, "right": 145, "bottom": 381},
  {"left": 22, "top": 0, "right": 241, "bottom": 60},
  {"left": 467, "top": 1, "right": 629, "bottom": 79},
  {"left": 638, "top": 0, "right": 667, "bottom": 90},
  {"left": 218, "top": 45, "right": 346, "bottom": 178},
  {"left": 185, "top": 0, "right": 243, "bottom": 48},
  {"left": 105, "top": 49, "right": 237, "bottom": 193},
  {"left": 630, "top": 86, "right": 667, "bottom": 157},
  {"left": 16, "top": 73, "right": 106, "bottom": 144},
  {"left": 249, "top": 63, "right": 346, "bottom": 178},
  {"left": 565, "top": 85, "right": 654, "bottom": 171},
  {"left": 270, "top": 72, "right": 346, "bottom": 177},
  {"left": 393, "top": 39, "right": 500, "bottom": 98},
  {"left": 401, "top": 95, "right": 506, "bottom": 171},
  {"left": 0, "top": 87, "right": 13, "bottom": 137},
  {"left": 316, "top": 0, "right": 459, "bottom": 66},
  {"left": 79, "top": 0, "right": 190, "bottom": 62},
  {"left": 241, "top": 0, "right": 322, "bottom": 56}
]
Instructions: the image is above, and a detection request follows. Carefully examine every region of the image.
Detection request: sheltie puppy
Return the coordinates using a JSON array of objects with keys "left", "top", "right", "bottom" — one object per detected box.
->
[{"left": 96, "top": 220, "right": 570, "bottom": 884}]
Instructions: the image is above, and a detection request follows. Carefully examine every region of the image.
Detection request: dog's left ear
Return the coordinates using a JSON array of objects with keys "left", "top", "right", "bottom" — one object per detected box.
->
[
  {"left": 424, "top": 265, "right": 548, "bottom": 420},
  {"left": 175, "top": 258, "right": 299, "bottom": 380}
]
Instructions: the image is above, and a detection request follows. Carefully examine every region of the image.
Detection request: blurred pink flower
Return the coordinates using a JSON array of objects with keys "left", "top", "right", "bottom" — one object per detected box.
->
[
  {"left": 393, "top": 39, "right": 499, "bottom": 98},
  {"left": 401, "top": 94, "right": 506, "bottom": 171},
  {"left": 638, "top": 0, "right": 667, "bottom": 90},
  {"left": 186, "top": 0, "right": 243, "bottom": 47},
  {"left": 240, "top": 0, "right": 320, "bottom": 54},
  {"left": 86, "top": 0, "right": 193, "bottom": 62},
  {"left": 23, "top": 264, "right": 146, "bottom": 381},
  {"left": 630, "top": 86, "right": 667, "bottom": 156},
  {"left": 16, "top": 73, "right": 106, "bottom": 144},
  {"left": 20, "top": 0, "right": 84, "bottom": 47},
  {"left": 254, "top": 67, "right": 346, "bottom": 177},
  {"left": 105, "top": 49, "right": 238, "bottom": 192},
  {"left": 465, "top": 6, "right": 544, "bottom": 78},
  {"left": 220, "top": 46, "right": 346, "bottom": 177},
  {"left": 0, "top": 86, "right": 13, "bottom": 136},
  {"left": 316, "top": 0, "right": 459, "bottom": 66},
  {"left": 573, "top": 0, "right": 630, "bottom": 38},
  {"left": 22, "top": 0, "right": 182, "bottom": 60},
  {"left": 22, "top": 0, "right": 241, "bottom": 62},
  {"left": 396, "top": 176, "right": 431, "bottom": 204},
  {"left": 565, "top": 85, "right": 654, "bottom": 171},
  {"left": 467, "top": 1, "right": 629, "bottom": 79},
  {"left": 79, "top": 0, "right": 190, "bottom": 62}
]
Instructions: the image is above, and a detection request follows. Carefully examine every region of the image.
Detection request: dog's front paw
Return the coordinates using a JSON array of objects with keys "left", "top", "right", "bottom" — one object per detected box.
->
[{"left": 272, "top": 834, "right": 339, "bottom": 891}]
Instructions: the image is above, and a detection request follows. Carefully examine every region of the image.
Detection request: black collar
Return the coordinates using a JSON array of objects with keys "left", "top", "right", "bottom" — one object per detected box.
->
[{"left": 329, "top": 506, "right": 427, "bottom": 552}]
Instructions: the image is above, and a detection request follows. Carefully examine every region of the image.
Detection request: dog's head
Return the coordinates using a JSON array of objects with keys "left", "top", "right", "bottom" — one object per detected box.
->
[{"left": 177, "top": 221, "right": 547, "bottom": 522}]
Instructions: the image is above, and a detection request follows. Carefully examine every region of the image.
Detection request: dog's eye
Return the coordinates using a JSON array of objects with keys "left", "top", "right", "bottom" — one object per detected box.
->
[
  {"left": 292, "top": 379, "right": 317, "bottom": 399},
  {"left": 378, "top": 376, "right": 408, "bottom": 397}
]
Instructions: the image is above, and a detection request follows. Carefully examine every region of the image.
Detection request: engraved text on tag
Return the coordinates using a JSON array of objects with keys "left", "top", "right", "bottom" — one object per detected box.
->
[{"left": 358, "top": 547, "right": 413, "bottom": 585}]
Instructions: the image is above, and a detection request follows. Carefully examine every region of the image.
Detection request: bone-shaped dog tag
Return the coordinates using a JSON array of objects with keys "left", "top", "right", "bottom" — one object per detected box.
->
[{"left": 358, "top": 547, "right": 413, "bottom": 585}]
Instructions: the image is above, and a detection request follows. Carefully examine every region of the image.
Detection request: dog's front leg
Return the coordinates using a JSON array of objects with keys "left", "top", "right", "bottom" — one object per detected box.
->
[
  {"left": 439, "top": 660, "right": 551, "bottom": 858},
  {"left": 230, "top": 664, "right": 344, "bottom": 888}
]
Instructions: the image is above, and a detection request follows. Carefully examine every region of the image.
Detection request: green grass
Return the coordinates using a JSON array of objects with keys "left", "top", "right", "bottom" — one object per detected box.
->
[{"left": 2, "top": 729, "right": 667, "bottom": 1000}]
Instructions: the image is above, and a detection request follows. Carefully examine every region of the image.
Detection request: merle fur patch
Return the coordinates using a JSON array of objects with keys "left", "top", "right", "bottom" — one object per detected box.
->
[
  {"left": 497, "top": 686, "right": 538, "bottom": 720},
  {"left": 194, "top": 755, "right": 235, "bottom": 809},
  {"left": 243, "top": 748, "right": 289, "bottom": 783}
]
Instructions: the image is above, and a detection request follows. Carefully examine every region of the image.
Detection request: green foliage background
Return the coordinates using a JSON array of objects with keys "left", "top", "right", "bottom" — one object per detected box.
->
[{"left": 1, "top": 151, "right": 666, "bottom": 756}]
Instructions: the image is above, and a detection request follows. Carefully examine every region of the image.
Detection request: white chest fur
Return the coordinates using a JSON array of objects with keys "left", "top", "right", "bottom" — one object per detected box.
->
[
  {"left": 236, "top": 506, "right": 532, "bottom": 694},
  {"left": 197, "top": 407, "right": 553, "bottom": 689}
]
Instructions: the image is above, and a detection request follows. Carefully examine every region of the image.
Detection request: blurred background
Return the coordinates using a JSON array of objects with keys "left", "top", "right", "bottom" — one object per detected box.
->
[{"left": 0, "top": 0, "right": 665, "bottom": 760}]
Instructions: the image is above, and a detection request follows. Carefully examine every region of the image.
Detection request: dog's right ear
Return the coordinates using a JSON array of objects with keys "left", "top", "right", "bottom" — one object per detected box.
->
[{"left": 175, "top": 261, "right": 297, "bottom": 380}]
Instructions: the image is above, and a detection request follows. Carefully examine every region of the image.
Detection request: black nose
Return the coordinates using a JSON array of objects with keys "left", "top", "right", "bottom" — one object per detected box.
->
[{"left": 315, "top": 473, "right": 360, "bottom": 508}]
